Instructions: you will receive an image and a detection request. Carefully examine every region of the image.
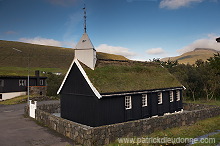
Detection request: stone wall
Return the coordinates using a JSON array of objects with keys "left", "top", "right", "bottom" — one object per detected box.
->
[
  {"left": 29, "top": 86, "right": 47, "bottom": 96},
  {"left": 37, "top": 103, "right": 60, "bottom": 113},
  {"left": 25, "top": 103, "right": 220, "bottom": 146}
]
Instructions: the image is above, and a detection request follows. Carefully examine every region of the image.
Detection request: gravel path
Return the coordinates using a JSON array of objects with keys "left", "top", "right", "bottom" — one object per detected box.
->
[{"left": 0, "top": 100, "right": 76, "bottom": 146}]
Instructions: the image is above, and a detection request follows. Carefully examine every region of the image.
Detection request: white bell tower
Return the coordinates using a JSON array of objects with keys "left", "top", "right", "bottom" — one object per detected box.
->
[{"left": 74, "top": 5, "right": 97, "bottom": 70}]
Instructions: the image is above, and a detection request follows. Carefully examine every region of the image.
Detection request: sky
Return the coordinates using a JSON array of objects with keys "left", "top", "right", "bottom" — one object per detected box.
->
[{"left": 0, "top": 0, "right": 220, "bottom": 61}]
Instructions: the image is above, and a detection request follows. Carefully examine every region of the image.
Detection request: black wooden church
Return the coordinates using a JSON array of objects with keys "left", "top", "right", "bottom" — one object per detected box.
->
[{"left": 57, "top": 8, "right": 184, "bottom": 127}]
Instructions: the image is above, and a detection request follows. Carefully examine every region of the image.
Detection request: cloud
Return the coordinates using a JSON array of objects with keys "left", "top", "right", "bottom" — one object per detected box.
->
[
  {"left": 96, "top": 44, "right": 136, "bottom": 58},
  {"left": 159, "top": 0, "right": 203, "bottom": 9},
  {"left": 46, "top": 0, "right": 77, "bottom": 6},
  {"left": 19, "top": 37, "right": 63, "bottom": 47},
  {"left": 5, "top": 31, "right": 17, "bottom": 35},
  {"left": 177, "top": 34, "right": 220, "bottom": 54},
  {"left": 146, "top": 47, "right": 166, "bottom": 55},
  {"left": 19, "top": 37, "right": 76, "bottom": 48}
]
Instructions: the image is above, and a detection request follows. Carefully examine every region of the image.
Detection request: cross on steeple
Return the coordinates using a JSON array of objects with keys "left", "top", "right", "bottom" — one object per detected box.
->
[{"left": 83, "top": 4, "right": 87, "bottom": 33}]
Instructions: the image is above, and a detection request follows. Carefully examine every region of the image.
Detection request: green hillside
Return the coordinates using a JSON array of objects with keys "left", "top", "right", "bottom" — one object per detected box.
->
[
  {"left": 161, "top": 48, "right": 218, "bottom": 64},
  {"left": 0, "top": 40, "right": 128, "bottom": 76}
]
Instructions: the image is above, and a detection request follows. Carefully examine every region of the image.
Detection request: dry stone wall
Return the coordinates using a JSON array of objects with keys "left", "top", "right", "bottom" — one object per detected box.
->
[
  {"left": 24, "top": 103, "right": 220, "bottom": 146},
  {"left": 29, "top": 86, "right": 47, "bottom": 96}
]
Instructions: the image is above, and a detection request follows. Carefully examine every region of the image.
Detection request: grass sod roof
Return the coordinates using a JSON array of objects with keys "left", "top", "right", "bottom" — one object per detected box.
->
[{"left": 81, "top": 60, "right": 182, "bottom": 94}]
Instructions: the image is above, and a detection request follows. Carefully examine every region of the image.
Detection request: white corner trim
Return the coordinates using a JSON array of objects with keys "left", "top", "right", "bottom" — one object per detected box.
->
[
  {"left": 183, "top": 85, "right": 187, "bottom": 90},
  {"left": 57, "top": 58, "right": 102, "bottom": 99}
]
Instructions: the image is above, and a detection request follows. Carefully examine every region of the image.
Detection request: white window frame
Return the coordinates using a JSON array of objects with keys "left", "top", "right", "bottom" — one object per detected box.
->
[
  {"left": 158, "top": 92, "right": 162, "bottom": 104},
  {"left": 142, "top": 94, "right": 148, "bottom": 107},
  {"left": 0, "top": 80, "right": 4, "bottom": 87},
  {"left": 169, "top": 91, "right": 174, "bottom": 102},
  {"left": 40, "top": 80, "right": 44, "bottom": 85},
  {"left": 19, "top": 80, "right": 26, "bottom": 86},
  {"left": 176, "top": 90, "right": 180, "bottom": 101},
  {"left": 125, "top": 96, "right": 132, "bottom": 110}
]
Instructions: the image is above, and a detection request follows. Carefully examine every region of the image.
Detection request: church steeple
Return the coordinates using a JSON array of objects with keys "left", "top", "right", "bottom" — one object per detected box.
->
[{"left": 74, "top": 4, "right": 97, "bottom": 70}]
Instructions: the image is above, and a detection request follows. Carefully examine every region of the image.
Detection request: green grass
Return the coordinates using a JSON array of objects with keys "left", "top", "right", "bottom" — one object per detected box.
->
[
  {"left": 0, "top": 40, "right": 74, "bottom": 69},
  {"left": 192, "top": 133, "right": 220, "bottom": 146},
  {"left": 97, "top": 52, "right": 128, "bottom": 60},
  {"left": 0, "top": 40, "right": 128, "bottom": 76},
  {"left": 184, "top": 99, "right": 220, "bottom": 106},
  {"left": 0, "top": 95, "right": 34, "bottom": 105},
  {"left": 0, "top": 95, "right": 59, "bottom": 105},
  {"left": 0, "top": 66, "right": 66, "bottom": 76},
  {"left": 84, "top": 61, "right": 181, "bottom": 93},
  {"left": 108, "top": 115, "right": 220, "bottom": 146}
]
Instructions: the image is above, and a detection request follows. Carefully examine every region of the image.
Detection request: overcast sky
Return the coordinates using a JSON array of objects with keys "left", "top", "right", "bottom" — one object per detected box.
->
[{"left": 0, "top": 0, "right": 220, "bottom": 60}]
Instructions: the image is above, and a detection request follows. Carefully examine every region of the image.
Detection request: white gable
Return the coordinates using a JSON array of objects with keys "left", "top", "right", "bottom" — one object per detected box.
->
[{"left": 57, "top": 59, "right": 102, "bottom": 99}]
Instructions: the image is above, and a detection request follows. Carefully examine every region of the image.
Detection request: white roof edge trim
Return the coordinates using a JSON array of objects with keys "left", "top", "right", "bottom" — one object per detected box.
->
[
  {"left": 75, "top": 59, "right": 102, "bottom": 99},
  {"left": 57, "top": 58, "right": 76, "bottom": 95},
  {"left": 57, "top": 59, "right": 102, "bottom": 99},
  {"left": 101, "top": 87, "right": 184, "bottom": 97},
  {"left": 182, "top": 86, "right": 187, "bottom": 90}
]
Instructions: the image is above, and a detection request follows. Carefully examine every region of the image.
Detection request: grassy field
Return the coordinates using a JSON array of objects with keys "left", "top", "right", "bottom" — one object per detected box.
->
[
  {"left": 0, "top": 40, "right": 128, "bottom": 76},
  {"left": 0, "top": 66, "right": 66, "bottom": 76},
  {"left": 0, "top": 95, "right": 58, "bottom": 105},
  {"left": 0, "top": 95, "right": 34, "bottom": 105},
  {"left": 193, "top": 132, "right": 220, "bottom": 146},
  {"left": 184, "top": 99, "right": 220, "bottom": 106}
]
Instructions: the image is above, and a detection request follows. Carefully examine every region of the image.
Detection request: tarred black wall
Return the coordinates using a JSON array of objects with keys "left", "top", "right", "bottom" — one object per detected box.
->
[
  {"left": 59, "top": 62, "right": 183, "bottom": 127},
  {"left": 0, "top": 77, "right": 46, "bottom": 93}
]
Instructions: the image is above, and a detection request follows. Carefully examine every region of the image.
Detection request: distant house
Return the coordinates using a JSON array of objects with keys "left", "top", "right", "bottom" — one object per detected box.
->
[
  {"left": 53, "top": 72, "right": 62, "bottom": 76},
  {"left": 57, "top": 32, "right": 184, "bottom": 127},
  {"left": 0, "top": 71, "right": 47, "bottom": 101}
]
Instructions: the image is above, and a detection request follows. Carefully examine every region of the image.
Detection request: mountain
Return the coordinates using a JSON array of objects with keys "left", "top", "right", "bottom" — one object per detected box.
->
[
  {"left": 0, "top": 40, "right": 128, "bottom": 76},
  {"left": 161, "top": 48, "right": 219, "bottom": 64}
]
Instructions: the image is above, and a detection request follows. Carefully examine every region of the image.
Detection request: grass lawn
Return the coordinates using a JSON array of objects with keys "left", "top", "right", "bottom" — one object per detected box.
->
[
  {"left": 0, "top": 40, "right": 127, "bottom": 76},
  {"left": 0, "top": 95, "right": 31, "bottom": 105},
  {"left": 0, "top": 66, "right": 66, "bottom": 76},
  {"left": 192, "top": 132, "right": 220, "bottom": 146},
  {"left": 108, "top": 100, "right": 220, "bottom": 146},
  {"left": 0, "top": 95, "right": 59, "bottom": 105},
  {"left": 184, "top": 99, "right": 220, "bottom": 106}
]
